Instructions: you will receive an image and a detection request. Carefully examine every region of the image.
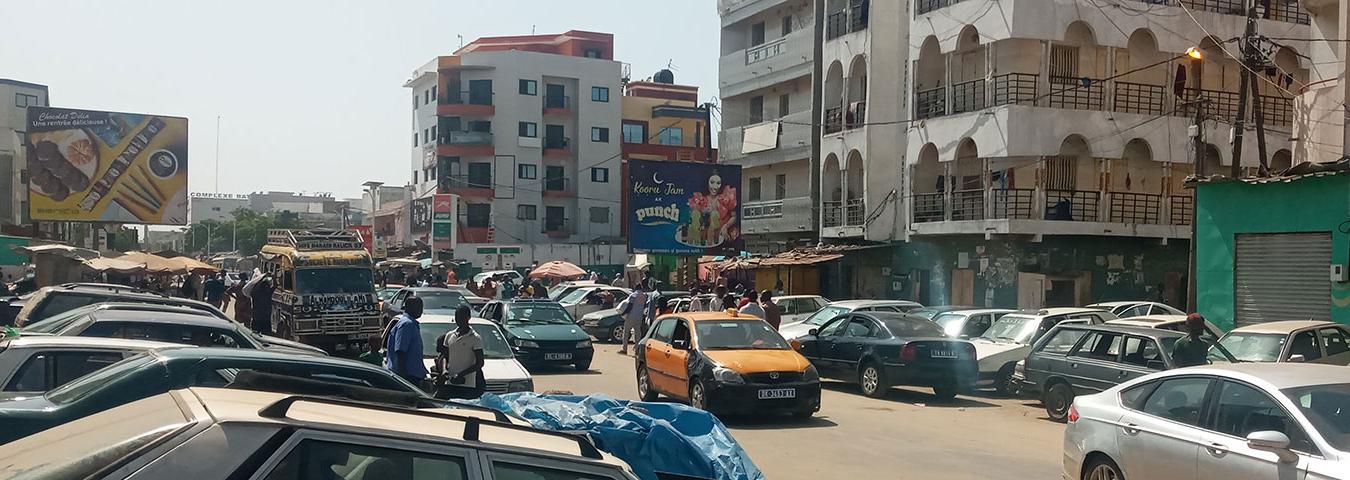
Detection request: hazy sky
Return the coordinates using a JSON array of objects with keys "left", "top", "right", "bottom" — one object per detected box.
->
[{"left": 1, "top": 1, "right": 720, "bottom": 200}]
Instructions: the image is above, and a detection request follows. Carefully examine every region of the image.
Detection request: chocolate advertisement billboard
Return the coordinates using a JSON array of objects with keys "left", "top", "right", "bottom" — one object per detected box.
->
[{"left": 26, "top": 107, "right": 189, "bottom": 224}]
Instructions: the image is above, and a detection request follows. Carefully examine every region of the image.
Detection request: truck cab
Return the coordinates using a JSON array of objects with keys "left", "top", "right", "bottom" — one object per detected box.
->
[{"left": 259, "top": 229, "right": 381, "bottom": 356}]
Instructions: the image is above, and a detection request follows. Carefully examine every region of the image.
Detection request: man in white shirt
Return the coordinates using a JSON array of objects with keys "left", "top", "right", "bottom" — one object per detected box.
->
[
  {"left": 435, "top": 305, "right": 485, "bottom": 399},
  {"left": 738, "top": 294, "right": 766, "bottom": 319}
]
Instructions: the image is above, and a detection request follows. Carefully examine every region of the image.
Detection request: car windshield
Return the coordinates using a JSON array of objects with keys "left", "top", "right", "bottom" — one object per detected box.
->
[
  {"left": 419, "top": 323, "right": 515, "bottom": 359},
  {"left": 802, "top": 306, "right": 850, "bottom": 326},
  {"left": 1218, "top": 332, "right": 1288, "bottom": 362},
  {"left": 505, "top": 305, "right": 575, "bottom": 325},
  {"left": 697, "top": 320, "right": 790, "bottom": 350},
  {"left": 931, "top": 313, "right": 968, "bottom": 336},
  {"left": 882, "top": 318, "right": 947, "bottom": 337},
  {"left": 559, "top": 289, "right": 591, "bottom": 304},
  {"left": 979, "top": 315, "right": 1039, "bottom": 343},
  {"left": 418, "top": 292, "right": 467, "bottom": 311},
  {"left": 1282, "top": 383, "right": 1350, "bottom": 451},
  {"left": 46, "top": 353, "right": 158, "bottom": 404},
  {"left": 296, "top": 268, "right": 374, "bottom": 294},
  {"left": 21, "top": 304, "right": 100, "bottom": 333}
]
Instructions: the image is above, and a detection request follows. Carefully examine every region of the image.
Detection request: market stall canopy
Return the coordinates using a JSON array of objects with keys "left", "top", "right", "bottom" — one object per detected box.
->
[
  {"left": 116, "top": 251, "right": 182, "bottom": 274},
  {"left": 82, "top": 257, "right": 146, "bottom": 273},
  {"left": 529, "top": 260, "right": 586, "bottom": 279},
  {"left": 11, "top": 243, "right": 100, "bottom": 261},
  {"left": 169, "top": 256, "right": 220, "bottom": 274},
  {"left": 378, "top": 258, "right": 423, "bottom": 269},
  {"left": 711, "top": 250, "right": 843, "bottom": 271}
]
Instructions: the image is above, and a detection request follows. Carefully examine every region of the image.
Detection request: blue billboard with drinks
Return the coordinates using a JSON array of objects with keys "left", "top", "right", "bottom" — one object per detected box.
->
[{"left": 627, "top": 159, "right": 743, "bottom": 255}]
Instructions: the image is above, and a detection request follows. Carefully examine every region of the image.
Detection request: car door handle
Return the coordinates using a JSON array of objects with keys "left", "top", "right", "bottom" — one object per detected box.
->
[
  {"left": 1069, "top": 363, "right": 1079, "bottom": 369},
  {"left": 1206, "top": 443, "right": 1229, "bottom": 457},
  {"left": 1121, "top": 423, "right": 1140, "bottom": 436},
  {"left": 1118, "top": 370, "right": 1129, "bottom": 377}
]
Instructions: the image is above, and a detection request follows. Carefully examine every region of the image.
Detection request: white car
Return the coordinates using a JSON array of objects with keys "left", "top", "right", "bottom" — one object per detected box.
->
[
  {"left": 970, "top": 308, "right": 1115, "bottom": 394},
  {"left": 557, "top": 286, "right": 630, "bottom": 320},
  {"left": 1107, "top": 314, "right": 1223, "bottom": 340},
  {"left": 1086, "top": 301, "right": 1184, "bottom": 318},
  {"left": 773, "top": 295, "right": 831, "bottom": 324},
  {"left": 1219, "top": 320, "right": 1350, "bottom": 365},
  {"left": 548, "top": 281, "right": 606, "bottom": 300},
  {"left": 1064, "top": 363, "right": 1349, "bottom": 480},
  {"left": 777, "top": 299, "right": 924, "bottom": 340},
  {"left": 0, "top": 336, "right": 178, "bottom": 395},
  {"left": 472, "top": 269, "right": 524, "bottom": 286},
  {"left": 418, "top": 315, "right": 533, "bottom": 394},
  {"left": 930, "top": 308, "right": 1015, "bottom": 338}
]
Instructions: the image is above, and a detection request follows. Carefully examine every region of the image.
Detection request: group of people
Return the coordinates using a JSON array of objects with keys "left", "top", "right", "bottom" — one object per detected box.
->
[{"left": 379, "top": 296, "right": 487, "bottom": 400}]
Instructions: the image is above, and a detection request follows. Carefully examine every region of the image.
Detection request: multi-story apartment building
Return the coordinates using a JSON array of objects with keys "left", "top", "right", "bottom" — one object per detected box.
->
[
  {"left": 405, "top": 30, "right": 623, "bottom": 249},
  {"left": 619, "top": 74, "right": 718, "bottom": 235},
  {"left": 810, "top": 0, "right": 1320, "bottom": 307},
  {"left": 0, "top": 79, "right": 49, "bottom": 232},
  {"left": 718, "top": 0, "right": 821, "bottom": 254}
]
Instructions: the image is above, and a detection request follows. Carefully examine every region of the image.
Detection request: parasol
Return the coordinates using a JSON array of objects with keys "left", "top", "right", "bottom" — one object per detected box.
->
[{"left": 529, "top": 260, "right": 586, "bottom": 279}]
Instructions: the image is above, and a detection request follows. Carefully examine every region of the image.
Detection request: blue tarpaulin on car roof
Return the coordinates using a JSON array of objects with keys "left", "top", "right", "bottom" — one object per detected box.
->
[{"left": 461, "top": 393, "right": 764, "bottom": 480}]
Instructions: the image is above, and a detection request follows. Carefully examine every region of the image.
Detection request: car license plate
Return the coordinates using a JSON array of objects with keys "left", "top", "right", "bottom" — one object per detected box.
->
[
  {"left": 758, "top": 388, "right": 796, "bottom": 400},
  {"left": 544, "top": 353, "right": 573, "bottom": 361},
  {"left": 930, "top": 349, "right": 957, "bottom": 359},
  {"left": 583, "top": 320, "right": 599, "bottom": 327}
]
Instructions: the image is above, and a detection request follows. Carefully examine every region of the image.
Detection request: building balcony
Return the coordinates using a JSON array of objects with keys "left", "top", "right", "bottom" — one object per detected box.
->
[
  {"left": 822, "top": 199, "right": 866, "bottom": 238},
  {"left": 458, "top": 225, "right": 492, "bottom": 243},
  {"left": 543, "top": 137, "right": 571, "bottom": 157},
  {"left": 437, "top": 91, "right": 494, "bottom": 116},
  {"left": 438, "top": 174, "right": 494, "bottom": 198},
  {"left": 909, "top": 187, "right": 1194, "bottom": 238},
  {"left": 543, "top": 95, "right": 571, "bottom": 115},
  {"left": 622, "top": 142, "right": 717, "bottom": 162},
  {"left": 719, "top": 28, "right": 813, "bottom": 98},
  {"left": 543, "top": 218, "right": 574, "bottom": 238},
  {"left": 436, "top": 132, "right": 495, "bottom": 156},
  {"left": 542, "top": 178, "right": 572, "bottom": 198},
  {"left": 918, "top": 0, "right": 1306, "bottom": 24},
  {"left": 825, "top": 1, "right": 868, "bottom": 40},
  {"left": 720, "top": 110, "right": 814, "bottom": 168}
]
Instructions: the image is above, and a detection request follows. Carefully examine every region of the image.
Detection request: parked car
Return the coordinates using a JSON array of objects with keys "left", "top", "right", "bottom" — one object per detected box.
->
[
  {"left": 1107, "top": 314, "right": 1222, "bottom": 339},
  {"left": 548, "top": 280, "right": 606, "bottom": 300},
  {"left": 1063, "top": 363, "right": 1349, "bottom": 480},
  {"left": 579, "top": 307, "right": 627, "bottom": 343},
  {"left": 375, "top": 284, "right": 405, "bottom": 310},
  {"left": 970, "top": 308, "right": 1115, "bottom": 394},
  {"left": 0, "top": 347, "right": 431, "bottom": 444},
  {"left": 778, "top": 299, "right": 925, "bottom": 340},
  {"left": 773, "top": 295, "right": 831, "bottom": 324},
  {"left": 670, "top": 294, "right": 717, "bottom": 313},
  {"left": 795, "top": 312, "right": 977, "bottom": 399},
  {"left": 1085, "top": 300, "right": 1184, "bottom": 318},
  {"left": 381, "top": 287, "right": 469, "bottom": 325},
  {"left": 908, "top": 305, "right": 978, "bottom": 320},
  {"left": 23, "top": 307, "right": 317, "bottom": 355},
  {"left": 636, "top": 311, "right": 820, "bottom": 419},
  {"left": 479, "top": 299, "right": 593, "bottom": 371},
  {"left": 557, "top": 286, "right": 629, "bottom": 320},
  {"left": 440, "top": 284, "right": 489, "bottom": 311},
  {"left": 1022, "top": 323, "right": 1237, "bottom": 422},
  {"left": 930, "top": 308, "right": 1015, "bottom": 339},
  {"left": 418, "top": 315, "right": 533, "bottom": 394},
  {"left": 0, "top": 336, "right": 177, "bottom": 395},
  {"left": 473, "top": 269, "right": 524, "bottom": 286},
  {"left": 14, "top": 282, "right": 228, "bottom": 326},
  {"left": 1219, "top": 320, "right": 1350, "bottom": 365},
  {"left": 0, "top": 387, "right": 639, "bottom": 479}
]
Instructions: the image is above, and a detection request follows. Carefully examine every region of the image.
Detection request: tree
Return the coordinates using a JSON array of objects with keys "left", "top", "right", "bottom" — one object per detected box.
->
[{"left": 183, "top": 209, "right": 302, "bottom": 257}]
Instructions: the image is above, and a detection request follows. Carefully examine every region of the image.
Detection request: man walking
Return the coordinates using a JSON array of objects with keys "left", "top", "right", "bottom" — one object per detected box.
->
[
  {"left": 203, "top": 274, "right": 226, "bottom": 309},
  {"left": 709, "top": 285, "right": 728, "bottom": 311},
  {"left": 251, "top": 275, "right": 275, "bottom": 335},
  {"left": 1171, "top": 313, "right": 1214, "bottom": 367},
  {"left": 618, "top": 283, "right": 649, "bottom": 355},
  {"left": 435, "top": 305, "right": 486, "bottom": 399},
  {"left": 385, "top": 296, "right": 429, "bottom": 386},
  {"left": 760, "top": 290, "right": 782, "bottom": 329},
  {"left": 739, "top": 291, "right": 766, "bottom": 319}
]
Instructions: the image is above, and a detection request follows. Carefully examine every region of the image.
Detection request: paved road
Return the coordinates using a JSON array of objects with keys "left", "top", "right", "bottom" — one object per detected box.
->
[{"left": 531, "top": 343, "right": 1066, "bottom": 480}]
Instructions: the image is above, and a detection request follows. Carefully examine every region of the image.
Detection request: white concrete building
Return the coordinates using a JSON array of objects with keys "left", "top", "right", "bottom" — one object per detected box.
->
[
  {"left": 0, "top": 79, "right": 49, "bottom": 229},
  {"left": 718, "top": 0, "right": 821, "bottom": 253},
  {"left": 404, "top": 30, "right": 623, "bottom": 248},
  {"left": 189, "top": 193, "right": 250, "bottom": 223}
]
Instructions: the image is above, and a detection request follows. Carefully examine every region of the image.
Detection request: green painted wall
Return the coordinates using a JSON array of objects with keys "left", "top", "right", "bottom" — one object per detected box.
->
[
  {"left": 1195, "top": 174, "right": 1350, "bottom": 329},
  {"left": 0, "top": 235, "right": 29, "bottom": 266}
]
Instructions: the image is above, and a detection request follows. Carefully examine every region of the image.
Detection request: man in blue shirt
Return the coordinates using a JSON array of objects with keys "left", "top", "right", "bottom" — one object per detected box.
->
[{"left": 385, "top": 296, "right": 428, "bottom": 385}]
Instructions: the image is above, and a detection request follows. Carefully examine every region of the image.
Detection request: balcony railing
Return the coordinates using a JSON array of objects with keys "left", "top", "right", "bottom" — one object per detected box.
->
[
  {"left": 440, "top": 90, "right": 493, "bottom": 106},
  {"left": 444, "top": 131, "right": 492, "bottom": 145},
  {"left": 544, "top": 95, "right": 571, "bottom": 111},
  {"left": 823, "top": 200, "right": 844, "bottom": 227},
  {"left": 846, "top": 101, "right": 867, "bottom": 129},
  {"left": 991, "top": 189, "right": 1035, "bottom": 219},
  {"left": 543, "top": 177, "right": 570, "bottom": 194},
  {"left": 952, "top": 79, "right": 987, "bottom": 114},
  {"left": 441, "top": 173, "right": 493, "bottom": 190},
  {"left": 952, "top": 189, "right": 984, "bottom": 221},
  {"left": 1181, "top": 88, "right": 1242, "bottom": 122},
  {"left": 826, "top": 11, "right": 848, "bottom": 39},
  {"left": 916, "top": 0, "right": 964, "bottom": 14},
  {"left": 914, "top": 86, "right": 947, "bottom": 119},
  {"left": 1114, "top": 82, "right": 1166, "bottom": 115},
  {"left": 1258, "top": 94, "right": 1293, "bottom": 126},
  {"left": 1108, "top": 192, "right": 1162, "bottom": 224},
  {"left": 1174, "top": 0, "right": 1308, "bottom": 24},
  {"left": 1169, "top": 195, "right": 1194, "bottom": 225},
  {"left": 744, "top": 199, "right": 785, "bottom": 219},
  {"left": 544, "top": 136, "right": 571, "bottom": 150},
  {"left": 912, "top": 193, "right": 945, "bottom": 222},
  {"left": 824, "top": 107, "right": 844, "bottom": 134},
  {"left": 845, "top": 199, "right": 865, "bottom": 226},
  {"left": 1045, "top": 190, "right": 1100, "bottom": 221},
  {"left": 746, "top": 38, "right": 787, "bottom": 65},
  {"left": 543, "top": 217, "right": 574, "bottom": 235},
  {"left": 991, "top": 73, "right": 1038, "bottom": 106},
  {"left": 1048, "top": 77, "right": 1105, "bottom": 111}
]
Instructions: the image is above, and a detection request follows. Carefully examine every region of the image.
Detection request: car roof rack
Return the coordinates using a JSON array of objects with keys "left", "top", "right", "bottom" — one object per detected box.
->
[
  {"left": 267, "top": 229, "right": 364, "bottom": 251},
  {"left": 256, "top": 395, "right": 602, "bottom": 460}
]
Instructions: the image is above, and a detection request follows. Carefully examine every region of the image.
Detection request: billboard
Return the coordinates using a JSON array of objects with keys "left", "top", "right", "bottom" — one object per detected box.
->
[
  {"left": 628, "top": 159, "right": 743, "bottom": 255},
  {"left": 26, "top": 107, "right": 189, "bottom": 224}
]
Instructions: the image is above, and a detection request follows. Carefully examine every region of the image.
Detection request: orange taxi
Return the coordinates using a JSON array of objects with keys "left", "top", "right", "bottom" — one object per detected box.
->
[{"left": 634, "top": 310, "right": 821, "bottom": 419}]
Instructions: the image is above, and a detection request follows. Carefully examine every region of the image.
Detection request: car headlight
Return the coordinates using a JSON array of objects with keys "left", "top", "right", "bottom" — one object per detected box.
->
[
  {"left": 1014, "top": 360, "right": 1026, "bottom": 376},
  {"left": 507, "top": 379, "right": 535, "bottom": 393},
  {"left": 576, "top": 340, "right": 592, "bottom": 348},
  {"left": 514, "top": 339, "right": 539, "bottom": 348},
  {"left": 712, "top": 366, "right": 744, "bottom": 385},
  {"left": 803, "top": 364, "right": 819, "bottom": 382}
]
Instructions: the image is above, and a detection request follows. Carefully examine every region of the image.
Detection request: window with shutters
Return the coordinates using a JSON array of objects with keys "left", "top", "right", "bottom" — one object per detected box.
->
[
  {"left": 1050, "top": 45, "right": 1080, "bottom": 84},
  {"left": 1046, "top": 155, "right": 1077, "bottom": 190}
]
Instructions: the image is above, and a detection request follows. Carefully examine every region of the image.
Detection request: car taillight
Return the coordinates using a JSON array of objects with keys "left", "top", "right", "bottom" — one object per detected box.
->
[
  {"left": 900, "top": 343, "right": 917, "bottom": 363},
  {"left": 1067, "top": 404, "right": 1080, "bottom": 423}
]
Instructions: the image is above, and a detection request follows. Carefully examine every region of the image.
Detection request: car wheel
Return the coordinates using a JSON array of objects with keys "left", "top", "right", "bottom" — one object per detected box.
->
[
  {"left": 858, "top": 362, "right": 888, "bottom": 398},
  {"left": 932, "top": 383, "right": 958, "bottom": 400},
  {"left": 574, "top": 360, "right": 592, "bottom": 372},
  {"left": 1082, "top": 456, "right": 1124, "bottom": 480},
  {"left": 689, "top": 378, "right": 709, "bottom": 411},
  {"left": 610, "top": 324, "right": 625, "bottom": 343},
  {"left": 637, "top": 365, "right": 658, "bottom": 401},
  {"left": 1044, "top": 382, "right": 1075, "bottom": 422},
  {"left": 994, "top": 364, "right": 1018, "bottom": 396}
]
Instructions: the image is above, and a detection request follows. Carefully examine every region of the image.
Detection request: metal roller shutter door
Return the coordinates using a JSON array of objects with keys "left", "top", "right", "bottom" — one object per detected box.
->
[{"left": 1233, "top": 232, "right": 1332, "bottom": 327}]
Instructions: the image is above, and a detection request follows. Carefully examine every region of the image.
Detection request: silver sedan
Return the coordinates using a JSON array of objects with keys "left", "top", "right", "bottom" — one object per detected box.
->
[{"left": 1063, "top": 363, "right": 1348, "bottom": 480}]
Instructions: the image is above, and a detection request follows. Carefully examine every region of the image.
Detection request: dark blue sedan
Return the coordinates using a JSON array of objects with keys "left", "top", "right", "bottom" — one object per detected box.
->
[{"left": 795, "top": 312, "right": 978, "bottom": 400}]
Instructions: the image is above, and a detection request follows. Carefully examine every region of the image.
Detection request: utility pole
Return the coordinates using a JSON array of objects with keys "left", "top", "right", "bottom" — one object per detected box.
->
[
  {"left": 703, "top": 102, "right": 714, "bottom": 162},
  {"left": 1250, "top": 72, "right": 1270, "bottom": 174},
  {"left": 1229, "top": 3, "right": 1259, "bottom": 179},
  {"left": 1186, "top": 85, "right": 1207, "bottom": 312}
]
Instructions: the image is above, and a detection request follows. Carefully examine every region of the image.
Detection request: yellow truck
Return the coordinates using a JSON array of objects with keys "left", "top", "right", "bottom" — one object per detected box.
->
[{"left": 259, "top": 229, "right": 380, "bottom": 355}]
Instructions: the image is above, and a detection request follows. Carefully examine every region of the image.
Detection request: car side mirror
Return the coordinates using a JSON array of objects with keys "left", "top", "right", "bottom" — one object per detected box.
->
[
  {"left": 790, "top": 339, "right": 803, "bottom": 351},
  {"left": 1146, "top": 360, "right": 1166, "bottom": 370},
  {"left": 1287, "top": 354, "right": 1306, "bottom": 363},
  {"left": 672, "top": 339, "right": 689, "bottom": 350},
  {"left": 1246, "top": 431, "right": 1299, "bottom": 463},
  {"left": 808, "top": 328, "right": 819, "bottom": 336}
]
